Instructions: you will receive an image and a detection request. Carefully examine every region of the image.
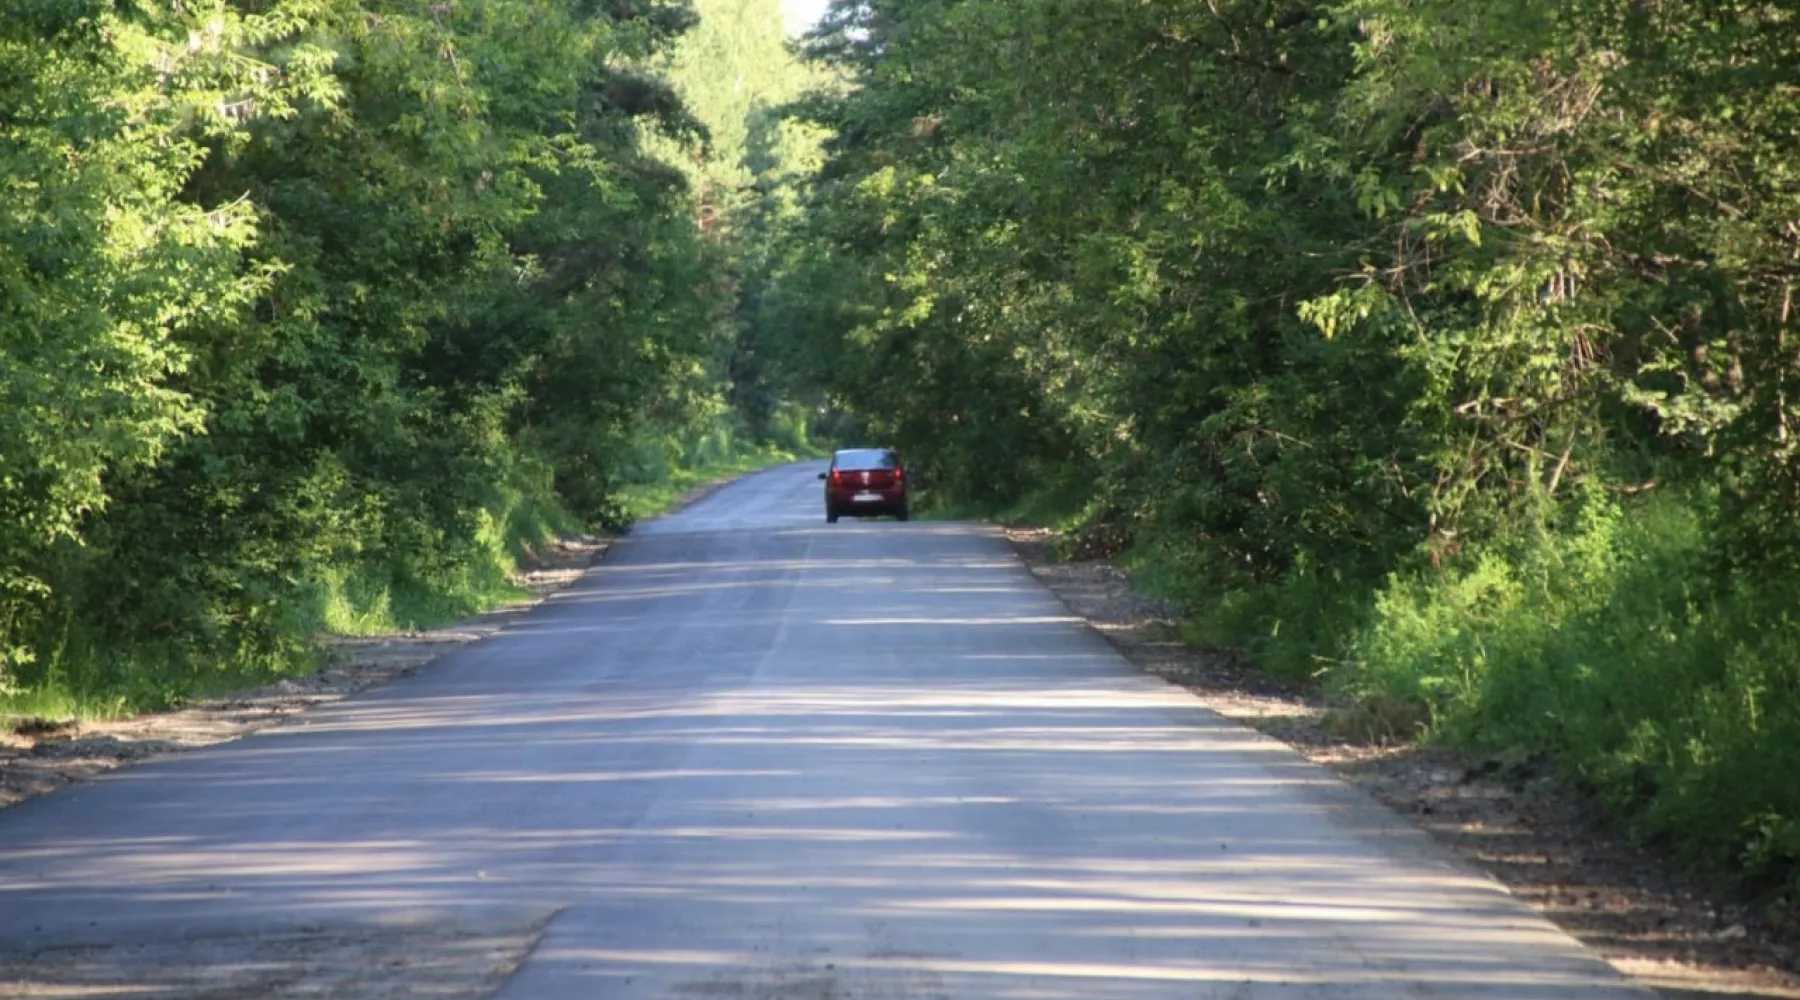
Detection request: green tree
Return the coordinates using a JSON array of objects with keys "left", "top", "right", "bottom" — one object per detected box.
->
[
  {"left": 1, "top": 0, "right": 733, "bottom": 701},
  {"left": 0, "top": 0, "right": 329, "bottom": 687},
  {"left": 768, "top": 0, "right": 1800, "bottom": 893}
]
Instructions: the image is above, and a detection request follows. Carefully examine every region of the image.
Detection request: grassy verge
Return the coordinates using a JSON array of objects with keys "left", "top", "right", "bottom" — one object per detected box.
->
[
  {"left": 1337, "top": 488, "right": 1800, "bottom": 903},
  {"left": 948, "top": 467, "right": 1800, "bottom": 907},
  {"left": 1, "top": 437, "right": 815, "bottom": 727},
  {"left": 0, "top": 629, "right": 321, "bottom": 725},
  {"left": 1064, "top": 485, "right": 1800, "bottom": 908},
  {"left": 615, "top": 444, "right": 809, "bottom": 523},
  {"left": 1, "top": 471, "right": 578, "bottom": 723}
]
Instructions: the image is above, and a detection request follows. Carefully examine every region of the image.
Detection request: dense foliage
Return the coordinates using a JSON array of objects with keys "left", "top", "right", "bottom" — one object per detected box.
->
[
  {"left": 760, "top": 0, "right": 1800, "bottom": 895},
  {"left": 649, "top": 0, "right": 832, "bottom": 446},
  {"left": 0, "top": 0, "right": 780, "bottom": 709}
]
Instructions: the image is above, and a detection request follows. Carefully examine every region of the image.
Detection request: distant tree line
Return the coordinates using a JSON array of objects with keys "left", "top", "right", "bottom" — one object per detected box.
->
[{"left": 754, "top": 0, "right": 1800, "bottom": 898}]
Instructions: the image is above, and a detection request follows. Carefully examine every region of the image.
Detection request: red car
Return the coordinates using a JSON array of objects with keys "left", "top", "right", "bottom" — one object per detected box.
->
[{"left": 820, "top": 448, "right": 909, "bottom": 523}]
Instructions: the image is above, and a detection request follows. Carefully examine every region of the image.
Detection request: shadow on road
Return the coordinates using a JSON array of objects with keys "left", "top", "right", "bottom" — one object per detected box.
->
[{"left": 0, "top": 515, "right": 1661, "bottom": 998}]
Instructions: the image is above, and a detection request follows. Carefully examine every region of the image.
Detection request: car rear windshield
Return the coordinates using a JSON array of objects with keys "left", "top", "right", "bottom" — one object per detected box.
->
[{"left": 835, "top": 449, "right": 900, "bottom": 470}]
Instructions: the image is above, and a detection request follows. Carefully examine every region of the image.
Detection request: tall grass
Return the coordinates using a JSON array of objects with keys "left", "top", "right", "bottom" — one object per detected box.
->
[
  {"left": 1106, "top": 482, "right": 1800, "bottom": 899},
  {"left": 0, "top": 620, "right": 315, "bottom": 720},
  {"left": 1116, "top": 537, "right": 1374, "bottom": 683},
  {"left": 614, "top": 416, "right": 816, "bottom": 522},
  {"left": 2, "top": 416, "right": 816, "bottom": 727},
  {"left": 0, "top": 464, "right": 578, "bottom": 722},
  {"left": 1337, "top": 487, "right": 1800, "bottom": 898}
]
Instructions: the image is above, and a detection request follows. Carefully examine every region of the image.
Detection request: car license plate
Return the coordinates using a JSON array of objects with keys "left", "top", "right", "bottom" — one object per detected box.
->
[{"left": 853, "top": 492, "right": 880, "bottom": 502}]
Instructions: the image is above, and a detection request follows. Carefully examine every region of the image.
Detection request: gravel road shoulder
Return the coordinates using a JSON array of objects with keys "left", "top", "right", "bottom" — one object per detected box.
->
[{"left": 1005, "top": 525, "right": 1800, "bottom": 1000}]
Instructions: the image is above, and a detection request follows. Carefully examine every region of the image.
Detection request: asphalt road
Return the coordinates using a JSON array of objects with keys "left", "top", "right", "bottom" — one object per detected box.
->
[{"left": 0, "top": 461, "right": 1650, "bottom": 999}]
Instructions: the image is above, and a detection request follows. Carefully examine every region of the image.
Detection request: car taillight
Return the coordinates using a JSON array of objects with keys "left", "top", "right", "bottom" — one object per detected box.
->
[
  {"left": 894, "top": 467, "right": 904, "bottom": 483},
  {"left": 829, "top": 469, "right": 842, "bottom": 485}
]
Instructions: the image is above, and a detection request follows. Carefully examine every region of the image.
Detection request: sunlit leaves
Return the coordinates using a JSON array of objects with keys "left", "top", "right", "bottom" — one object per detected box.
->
[
  {"left": 0, "top": 1, "right": 327, "bottom": 672},
  {"left": 763, "top": 0, "right": 1800, "bottom": 898},
  {"left": 1, "top": 0, "right": 730, "bottom": 691}
]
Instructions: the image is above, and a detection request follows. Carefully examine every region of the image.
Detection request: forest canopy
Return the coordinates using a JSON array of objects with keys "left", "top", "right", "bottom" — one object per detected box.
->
[
  {"left": 4, "top": 0, "right": 1798, "bottom": 908},
  {"left": 753, "top": 0, "right": 1800, "bottom": 896},
  {"left": 0, "top": 0, "right": 809, "bottom": 711}
]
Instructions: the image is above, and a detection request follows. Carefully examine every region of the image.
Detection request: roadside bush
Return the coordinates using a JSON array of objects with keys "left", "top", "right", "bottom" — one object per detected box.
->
[
  {"left": 767, "top": 0, "right": 1800, "bottom": 899},
  {"left": 0, "top": 0, "right": 757, "bottom": 715},
  {"left": 765, "top": 401, "right": 816, "bottom": 456},
  {"left": 1341, "top": 487, "right": 1800, "bottom": 891}
]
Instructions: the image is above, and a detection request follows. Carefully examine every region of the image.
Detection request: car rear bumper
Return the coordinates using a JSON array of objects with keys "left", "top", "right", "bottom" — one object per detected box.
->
[{"left": 827, "top": 488, "right": 906, "bottom": 510}]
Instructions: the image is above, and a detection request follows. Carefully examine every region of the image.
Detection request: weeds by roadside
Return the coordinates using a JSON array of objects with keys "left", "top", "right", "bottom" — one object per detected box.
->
[
  {"left": 1008, "top": 525, "right": 1800, "bottom": 1000},
  {"left": 0, "top": 447, "right": 802, "bottom": 730},
  {"left": 0, "top": 454, "right": 795, "bottom": 813}
]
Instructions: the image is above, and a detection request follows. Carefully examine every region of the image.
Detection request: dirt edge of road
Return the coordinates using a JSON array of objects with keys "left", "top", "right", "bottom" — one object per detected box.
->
[
  {"left": 0, "top": 471, "right": 755, "bottom": 815},
  {"left": 0, "top": 535, "right": 610, "bottom": 813},
  {"left": 1005, "top": 525, "right": 1800, "bottom": 1000}
]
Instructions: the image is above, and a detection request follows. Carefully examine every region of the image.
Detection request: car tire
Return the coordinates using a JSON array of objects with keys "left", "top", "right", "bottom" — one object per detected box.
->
[
  {"left": 895, "top": 505, "right": 909, "bottom": 522},
  {"left": 826, "top": 507, "right": 839, "bottom": 524}
]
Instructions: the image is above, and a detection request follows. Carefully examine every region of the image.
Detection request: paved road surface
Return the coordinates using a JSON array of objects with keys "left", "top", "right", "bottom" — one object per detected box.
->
[{"left": 0, "top": 462, "right": 1648, "bottom": 999}]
